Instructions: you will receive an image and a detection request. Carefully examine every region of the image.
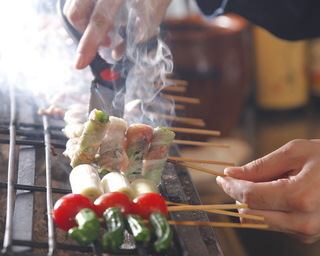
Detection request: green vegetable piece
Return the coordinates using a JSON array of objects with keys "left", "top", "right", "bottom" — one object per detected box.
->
[
  {"left": 102, "top": 207, "right": 125, "bottom": 251},
  {"left": 126, "top": 214, "right": 150, "bottom": 243},
  {"left": 94, "top": 109, "right": 109, "bottom": 123},
  {"left": 68, "top": 208, "right": 100, "bottom": 246},
  {"left": 150, "top": 212, "right": 172, "bottom": 252},
  {"left": 68, "top": 227, "right": 92, "bottom": 246}
]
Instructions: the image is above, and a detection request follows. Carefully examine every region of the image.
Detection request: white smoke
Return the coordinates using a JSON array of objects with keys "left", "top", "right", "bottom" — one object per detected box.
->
[
  {"left": 0, "top": 0, "right": 175, "bottom": 122},
  {"left": 0, "top": 0, "right": 90, "bottom": 104},
  {"left": 117, "top": 1, "right": 174, "bottom": 126}
]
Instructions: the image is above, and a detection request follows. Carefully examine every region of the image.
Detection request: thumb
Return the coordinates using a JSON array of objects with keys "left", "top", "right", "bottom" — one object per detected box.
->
[{"left": 225, "top": 141, "right": 304, "bottom": 182}]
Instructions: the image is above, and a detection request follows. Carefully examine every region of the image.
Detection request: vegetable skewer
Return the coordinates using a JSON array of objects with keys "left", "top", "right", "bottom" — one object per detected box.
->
[
  {"left": 70, "top": 109, "right": 109, "bottom": 168},
  {"left": 69, "top": 164, "right": 103, "bottom": 201}
]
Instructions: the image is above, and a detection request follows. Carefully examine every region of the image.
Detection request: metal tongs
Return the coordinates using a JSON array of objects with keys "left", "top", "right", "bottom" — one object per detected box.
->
[{"left": 58, "top": 0, "right": 125, "bottom": 116}]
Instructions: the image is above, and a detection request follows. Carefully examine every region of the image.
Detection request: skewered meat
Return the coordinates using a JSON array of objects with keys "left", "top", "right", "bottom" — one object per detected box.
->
[
  {"left": 142, "top": 127, "right": 175, "bottom": 185},
  {"left": 63, "top": 138, "right": 79, "bottom": 160},
  {"left": 64, "top": 104, "right": 88, "bottom": 125},
  {"left": 98, "top": 117, "right": 129, "bottom": 173},
  {"left": 63, "top": 123, "right": 84, "bottom": 139},
  {"left": 124, "top": 124, "right": 153, "bottom": 181}
]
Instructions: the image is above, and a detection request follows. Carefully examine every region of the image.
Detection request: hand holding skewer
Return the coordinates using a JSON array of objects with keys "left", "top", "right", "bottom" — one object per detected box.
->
[{"left": 217, "top": 139, "right": 320, "bottom": 244}]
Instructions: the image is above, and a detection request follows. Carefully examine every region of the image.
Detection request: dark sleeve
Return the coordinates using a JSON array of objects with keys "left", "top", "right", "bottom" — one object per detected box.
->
[{"left": 196, "top": 0, "right": 320, "bottom": 40}]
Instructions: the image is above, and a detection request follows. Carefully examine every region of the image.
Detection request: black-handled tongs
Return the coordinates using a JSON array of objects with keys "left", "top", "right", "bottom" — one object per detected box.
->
[{"left": 58, "top": 0, "right": 125, "bottom": 116}]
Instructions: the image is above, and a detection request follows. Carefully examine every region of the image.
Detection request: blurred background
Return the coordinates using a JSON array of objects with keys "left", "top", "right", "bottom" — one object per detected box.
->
[{"left": 165, "top": 1, "right": 320, "bottom": 256}]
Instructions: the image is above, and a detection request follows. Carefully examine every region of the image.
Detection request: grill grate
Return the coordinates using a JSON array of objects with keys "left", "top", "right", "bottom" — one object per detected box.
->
[{"left": 0, "top": 85, "right": 223, "bottom": 256}]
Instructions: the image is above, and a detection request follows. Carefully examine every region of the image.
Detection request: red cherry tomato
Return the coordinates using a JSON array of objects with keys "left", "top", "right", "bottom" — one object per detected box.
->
[
  {"left": 94, "top": 192, "right": 132, "bottom": 217},
  {"left": 52, "top": 194, "right": 96, "bottom": 231},
  {"left": 133, "top": 193, "right": 168, "bottom": 219}
]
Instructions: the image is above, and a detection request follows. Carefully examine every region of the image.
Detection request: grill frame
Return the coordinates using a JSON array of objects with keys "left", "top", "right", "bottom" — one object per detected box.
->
[{"left": 0, "top": 85, "right": 223, "bottom": 256}]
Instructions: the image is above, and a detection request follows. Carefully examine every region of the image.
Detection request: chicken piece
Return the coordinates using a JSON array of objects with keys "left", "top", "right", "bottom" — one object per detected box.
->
[
  {"left": 142, "top": 127, "right": 175, "bottom": 185},
  {"left": 125, "top": 124, "right": 153, "bottom": 181},
  {"left": 98, "top": 117, "right": 129, "bottom": 174}
]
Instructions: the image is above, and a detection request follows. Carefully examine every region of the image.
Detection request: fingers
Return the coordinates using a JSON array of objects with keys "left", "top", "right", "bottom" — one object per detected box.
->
[
  {"left": 225, "top": 140, "right": 309, "bottom": 182},
  {"left": 111, "top": 41, "right": 125, "bottom": 61},
  {"left": 238, "top": 208, "right": 320, "bottom": 243},
  {"left": 238, "top": 208, "right": 294, "bottom": 233},
  {"left": 64, "top": 0, "right": 95, "bottom": 32},
  {"left": 76, "top": 0, "right": 124, "bottom": 69},
  {"left": 216, "top": 176, "right": 293, "bottom": 211}
]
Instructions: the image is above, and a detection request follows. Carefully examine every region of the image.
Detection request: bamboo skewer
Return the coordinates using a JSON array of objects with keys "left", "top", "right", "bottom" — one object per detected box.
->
[
  {"left": 166, "top": 201, "right": 264, "bottom": 221},
  {"left": 169, "top": 127, "right": 221, "bottom": 136},
  {"left": 168, "top": 204, "right": 248, "bottom": 211},
  {"left": 148, "top": 113, "right": 206, "bottom": 127},
  {"left": 167, "top": 220, "right": 268, "bottom": 230},
  {"left": 206, "top": 209, "right": 265, "bottom": 221},
  {"left": 163, "top": 95, "right": 200, "bottom": 104},
  {"left": 162, "top": 86, "right": 187, "bottom": 93},
  {"left": 168, "top": 156, "right": 235, "bottom": 166},
  {"left": 172, "top": 161, "right": 226, "bottom": 177},
  {"left": 175, "top": 104, "right": 186, "bottom": 110},
  {"left": 173, "top": 139, "right": 229, "bottom": 148},
  {"left": 167, "top": 79, "right": 188, "bottom": 87}
]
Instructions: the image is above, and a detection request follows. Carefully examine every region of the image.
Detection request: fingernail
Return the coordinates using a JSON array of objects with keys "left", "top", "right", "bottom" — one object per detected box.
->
[
  {"left": 75, "top": 52, "right": 86, "bottom": 69},
  {"left": 216, "top": 176, "right": 224, "bottom": 186},
  {"left": 224, "top": 167, "right": 240, "bottom": 176}
]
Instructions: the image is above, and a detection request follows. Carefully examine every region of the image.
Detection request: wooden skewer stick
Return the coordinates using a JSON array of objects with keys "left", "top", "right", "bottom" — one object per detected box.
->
[
  {"left": 172, "top": 161, "right": 226, "bottom": 177},
  {"left": 167, "top": 220, "right": 268, "bottom": 230},
  {"left": 166, "top": 201, "right": 185, "bottom": 206},
  {"left": 175, "top": 104, "right": 186, "bottom": 110},
  {"left": 162, "top": 86, "right": 187, "bottom": 93},
  {"left": 173, "top": 139, "right": 229, "bottom": 148},
  {"left": 169, "top": 127, "right": 221, "bottom": 136},
  {"left": 206, "top": 209, "right": 265, "bottom": 221},
  {"left": 148, "top": 113, "right": 206, "bottom": 127},
  {"left": 167, "top": 79, "right": 188, "bottom": 87},
  {"left": 168, "top": 204, "right": 248, "bottom": 211},
  {"left": 168, "top": 156, "right": 235, "bottom": 166},
  {"left": 163, "top": 94, "right": 200, "bottom": 104},
  {"left": 166, "top": 201, "right": 264, "bottom": 221}
]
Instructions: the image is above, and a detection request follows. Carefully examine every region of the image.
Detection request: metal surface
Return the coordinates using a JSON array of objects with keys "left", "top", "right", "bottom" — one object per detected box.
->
[
  {"left": 12, "top": 94, "right": 36, "bottom": 253},
  {"left": 2, "top": 86, "right": 17, "bottom": 254},
  {"left": 0, "top": 86, "right": 223, "bottom": 255},
  {"left": 43, "top": 116, "right": 56, "bottom": 255}
]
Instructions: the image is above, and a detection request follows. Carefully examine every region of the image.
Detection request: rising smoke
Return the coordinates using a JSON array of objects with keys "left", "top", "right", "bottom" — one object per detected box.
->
[
  {"left": 0, "top": 0, "right": 91, "bottom": 107},
  {"left": 109, "top": 0, "right": 175, "bottom": 126},
  {"left": 0, "top": 0, "right": 175, "bottom": 125}
]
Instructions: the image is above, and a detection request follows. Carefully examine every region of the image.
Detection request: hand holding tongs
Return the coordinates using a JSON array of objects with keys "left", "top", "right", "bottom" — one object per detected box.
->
[
  {"left": 57, "top": 0, "right": 125, "bottom": 116},
  {"left": 58, "top": 0, "right": 159, "bottom": 116}
]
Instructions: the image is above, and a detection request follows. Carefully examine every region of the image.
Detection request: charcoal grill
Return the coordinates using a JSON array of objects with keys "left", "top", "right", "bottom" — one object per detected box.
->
[{"left": 0, "top": 85, "right": 223, "bottom": 255}]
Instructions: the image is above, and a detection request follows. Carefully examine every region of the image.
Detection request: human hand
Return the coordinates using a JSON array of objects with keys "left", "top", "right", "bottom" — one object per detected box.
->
[
  {"left": 64, "top": 0, "right": 171, "bottom": 69},
  {"left": 216, "top": 139, "right": 320, "bottom": 244}
]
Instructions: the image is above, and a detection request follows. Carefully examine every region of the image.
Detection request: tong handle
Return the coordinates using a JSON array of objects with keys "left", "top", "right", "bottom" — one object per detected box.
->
[{"left": 58, "top": 0, "right": 119, "bottom": 88}]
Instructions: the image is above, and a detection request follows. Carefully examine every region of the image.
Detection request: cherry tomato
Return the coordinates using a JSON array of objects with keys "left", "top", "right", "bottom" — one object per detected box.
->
[
  {"left": 94, "top": 192, "right": 132, "bottom": 217},
  {"left": 133, "top": 193, "right": 168, "bottom": 219},
  {"left": 53, "top": 194, "right": 96, "bottom": 231}
]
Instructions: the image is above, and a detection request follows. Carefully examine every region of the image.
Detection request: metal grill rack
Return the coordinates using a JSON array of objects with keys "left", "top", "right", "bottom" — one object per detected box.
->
[{"left": 0, "top": 85, "right": 223, "bottom": 256}]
